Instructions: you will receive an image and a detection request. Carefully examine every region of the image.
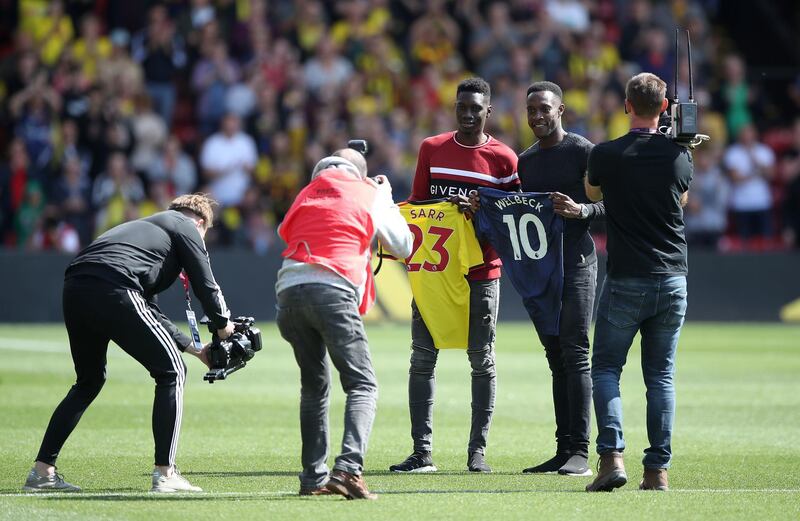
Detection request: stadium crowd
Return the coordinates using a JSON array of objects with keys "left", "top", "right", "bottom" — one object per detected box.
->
[{"left": 0, "top": 0, "right": 798, "bottom": 254}]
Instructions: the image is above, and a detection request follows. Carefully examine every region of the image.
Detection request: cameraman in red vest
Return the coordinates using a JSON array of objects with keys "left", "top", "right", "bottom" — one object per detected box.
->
[{"left": 275, "top": 148, "right": 412, "bottom": 500}]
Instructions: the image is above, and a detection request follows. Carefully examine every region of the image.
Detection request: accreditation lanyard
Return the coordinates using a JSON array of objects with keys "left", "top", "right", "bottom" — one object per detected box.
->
[{"left": 179, "top": 271, "right": 204, "bottom": 353}]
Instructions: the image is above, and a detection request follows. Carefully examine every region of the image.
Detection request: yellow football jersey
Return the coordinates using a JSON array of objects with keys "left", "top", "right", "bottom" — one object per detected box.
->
[{"left": 397, "top": 202, "right": 484, "bottom": 349}]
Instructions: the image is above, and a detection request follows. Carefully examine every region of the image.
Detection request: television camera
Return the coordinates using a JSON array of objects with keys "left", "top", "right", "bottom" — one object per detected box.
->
[{"left": 202, "top": 316, "right": 262, "bottom": 383}]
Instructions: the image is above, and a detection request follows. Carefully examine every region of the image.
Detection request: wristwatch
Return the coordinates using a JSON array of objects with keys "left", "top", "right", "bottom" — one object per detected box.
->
[{"left": 579, "top": 204, "right": 590, "bottom": 219}]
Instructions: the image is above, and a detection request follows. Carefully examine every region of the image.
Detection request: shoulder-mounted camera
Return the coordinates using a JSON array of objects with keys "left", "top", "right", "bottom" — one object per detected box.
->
[
  {"left": 658, "top": 29, "right": 710, "bottom": 149},
  {"left": 203, "top": 316, "right": 262, "bottom": 383}
]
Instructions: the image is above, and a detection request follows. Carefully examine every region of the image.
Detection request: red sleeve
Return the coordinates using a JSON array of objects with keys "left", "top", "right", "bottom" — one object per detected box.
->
[
  {"left": 506, "top": 152, "right": 520, "bottom": 190},
  {"left": 496, "top": 144, "right": 520, "bottom": 191},
  {"left": 410, "top": 139, "right": 431, "bottom": 201}
]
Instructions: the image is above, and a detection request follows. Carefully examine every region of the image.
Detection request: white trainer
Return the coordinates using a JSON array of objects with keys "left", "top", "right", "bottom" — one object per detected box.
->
[
  {"left": 151, "top": 467, "right": 202, "bottom": 493},
  {"left": 22, "top": 468, "right": 81, "bottom": 492}
]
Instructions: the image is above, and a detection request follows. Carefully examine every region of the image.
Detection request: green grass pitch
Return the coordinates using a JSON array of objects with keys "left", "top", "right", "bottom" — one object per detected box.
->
[{"left": 1, "top": 322, "right": 798, "bottom": 520}]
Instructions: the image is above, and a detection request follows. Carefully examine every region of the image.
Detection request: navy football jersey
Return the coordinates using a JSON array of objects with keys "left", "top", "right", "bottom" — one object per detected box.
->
[{"left": 474, "top": 188, "right": 564, "bottom": 335}]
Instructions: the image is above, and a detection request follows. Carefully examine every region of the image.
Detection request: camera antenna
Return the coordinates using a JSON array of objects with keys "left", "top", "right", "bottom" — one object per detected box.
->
[
  {"left": 673, "top": 28, "right": 680, "bottom": 103},
  {"left": 666, "top": 27, "right": 709, "bottom": 147},
  {"left": 686, "top": 29, "right": 694, "bottom": 102}
]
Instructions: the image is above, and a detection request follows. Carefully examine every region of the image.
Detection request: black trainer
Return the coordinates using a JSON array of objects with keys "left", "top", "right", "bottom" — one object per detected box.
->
[
  {"left": 467, "top": 452, "right": 492, "bottom": 473},
  {"left": 558, "top": 454, "right": 593, "bottom": 477},
  {"left": 522, "top": 453, "right": 570, "bottom": 474},
  {"left": 389, "top": 452, "right": 438, "bottom": 473}
]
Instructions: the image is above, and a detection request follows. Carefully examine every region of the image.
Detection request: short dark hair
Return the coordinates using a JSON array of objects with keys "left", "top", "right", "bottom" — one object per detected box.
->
[
  {"left": 625, "top": 73, "right": 667, "bottom": 117},
  {"left": 527, "top": 81, "right": 563, "bottom": 100},
  {"left": 457, "top": 77, "right": 491, "bottom": 99}
]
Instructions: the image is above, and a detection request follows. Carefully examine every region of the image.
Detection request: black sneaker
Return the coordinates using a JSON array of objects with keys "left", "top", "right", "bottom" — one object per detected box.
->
[
  {"left": 522, "top": 453, "right": 570, "bottom": 474},
  {"left": 467, "top": 452, "right": 492, "bottom": 473},
  {"left": 558, "top": 454, "right": 593, "bottom": 477},
  {"left": 389, "top": 452, "right": 438, "bottom": 473}
]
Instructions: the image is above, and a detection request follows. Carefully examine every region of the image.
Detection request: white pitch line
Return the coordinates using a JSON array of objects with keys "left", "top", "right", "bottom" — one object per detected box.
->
[
  {"left": 0, "top": 338, "right": 127, "bottom": 358},
  {"left": 0, "top": 338, "right": 67, "bottom": 353},
  {"left": 669, "top": 489, "right": 800, "bottom": 493},
  {"left": 0, "top": 489, "right": 798, "bottom": 498},
  {"left": 0, "top": 491, "right": 295, "bottom": 498}
]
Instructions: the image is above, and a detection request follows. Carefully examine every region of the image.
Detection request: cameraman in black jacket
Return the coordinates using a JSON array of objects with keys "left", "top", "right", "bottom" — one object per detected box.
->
[{"left": 23, "top": 193, "right": 233, "bottom": 493}]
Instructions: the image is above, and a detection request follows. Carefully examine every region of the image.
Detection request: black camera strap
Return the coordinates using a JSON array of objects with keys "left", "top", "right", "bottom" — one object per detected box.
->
[
  {"left": 373, "top": 242, "right": 383, "bottom": 275},
  {"left": 179, "top": 271, "right": 204, "bottom": 353}
]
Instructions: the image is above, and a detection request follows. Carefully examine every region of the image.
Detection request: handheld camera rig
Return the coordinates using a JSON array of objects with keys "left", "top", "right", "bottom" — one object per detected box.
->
[
  {"left": 658, "top": 29, "right": 710, "bottom": 149},
  {"left": 203, "top": 316, "right": 262, "bottom": 383}
]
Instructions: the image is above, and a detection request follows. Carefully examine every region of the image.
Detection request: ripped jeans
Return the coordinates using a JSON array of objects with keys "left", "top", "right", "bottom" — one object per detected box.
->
[{"left": 408, "top": 279, "right": 499, "bottom": 455}]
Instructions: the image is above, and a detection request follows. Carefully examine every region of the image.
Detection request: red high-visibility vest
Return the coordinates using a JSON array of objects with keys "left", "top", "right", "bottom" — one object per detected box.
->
[{"left": 279, "top": 168, "right": 378, "bottom": 314}]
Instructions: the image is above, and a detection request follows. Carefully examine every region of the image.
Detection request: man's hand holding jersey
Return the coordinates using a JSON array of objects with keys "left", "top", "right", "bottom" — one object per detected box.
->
[
  {"left": 449, "top": 190, "right": 481, "bottom": 219},
  {"left": 550, "top": 192, "right": 584, "bottom": 219}
]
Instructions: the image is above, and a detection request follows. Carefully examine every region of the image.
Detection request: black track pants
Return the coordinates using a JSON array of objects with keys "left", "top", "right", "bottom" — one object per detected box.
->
[{"left": 36, "top": 276, "right": 187, "bottom": 467}]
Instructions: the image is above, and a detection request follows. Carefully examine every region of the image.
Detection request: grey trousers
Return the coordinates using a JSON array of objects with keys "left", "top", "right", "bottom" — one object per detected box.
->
[
  {"left": 276, "top": 284, "right": 378, "bottom": 489},
  {"left": 409, "top": 278, "right": 499, "bottom": 455}
]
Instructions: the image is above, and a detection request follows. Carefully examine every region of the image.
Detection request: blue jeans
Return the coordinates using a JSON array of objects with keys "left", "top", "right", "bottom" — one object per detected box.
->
[
  {"left": 591, "top": 275, "right": 687, "bottom": 469},
  {"left": 276, "top": 284, "right": 378, "bottom": 489}
]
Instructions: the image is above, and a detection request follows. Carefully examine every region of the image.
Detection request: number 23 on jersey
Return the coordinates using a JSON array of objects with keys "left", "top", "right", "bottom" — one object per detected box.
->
[
  {"left": 406, "top": 224, "right": 452, "bottom": 272},
  {"left": 399, "top": 203, "right": 483, "bottom": 275},
  {"left": 396, "top": 202, "right": 484, "bottom": 349}
]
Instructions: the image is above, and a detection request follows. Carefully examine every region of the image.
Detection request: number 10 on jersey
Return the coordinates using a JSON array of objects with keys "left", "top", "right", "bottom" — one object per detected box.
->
[{"left": 502, "top": 214, "right": 548, "bottom": 260}]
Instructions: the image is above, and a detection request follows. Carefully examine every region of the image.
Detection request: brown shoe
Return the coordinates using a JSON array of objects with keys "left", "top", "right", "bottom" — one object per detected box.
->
[
  {"left": 585, "top": 452, "right": 627, "bottom": 492},
  {"left": 299, "top": 485, "right": 334, "bottom": 496},
  {"left": 639, "top": 468, "right": 669, "bottom": 491},
  {"left": 325, "top": 470, "right": 378, "bottom": 500}
]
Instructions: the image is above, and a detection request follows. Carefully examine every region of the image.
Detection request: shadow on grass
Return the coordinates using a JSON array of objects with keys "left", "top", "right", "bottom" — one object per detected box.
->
[
  {"left": 378, "top": 489, "right": 586, "bottom": 495},
  {"left": 367, "top": 470, "right": 543, "bottom": 477}
]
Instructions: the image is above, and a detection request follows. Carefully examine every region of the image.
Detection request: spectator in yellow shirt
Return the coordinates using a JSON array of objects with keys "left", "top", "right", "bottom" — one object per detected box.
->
[
  {"left": 568, "top": 23, "right": 620, "bottom": 84},
  {"left": 30, "top": 0, "right": 73, "bottom": 66},
  {"left": 70, "top": 14, "right": 112, "bottom": 82}
]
